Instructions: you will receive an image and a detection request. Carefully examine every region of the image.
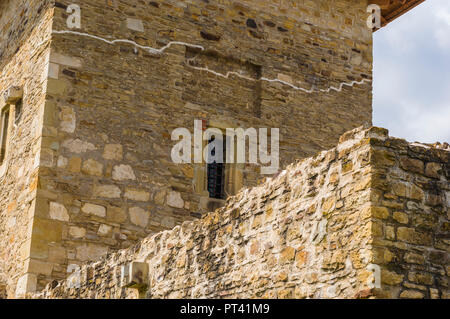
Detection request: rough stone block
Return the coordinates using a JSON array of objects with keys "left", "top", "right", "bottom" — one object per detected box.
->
[
  {"left": 129, "top": 207, "right": 149, "bottom": 228},
  {"left": 82, "top": 159, "right": 104, "bottom": 177},
  {"left": 125, "top": 189, "right": 150, "bottom": 202},
  {"left": 50, "top": 52, "right": 82, "bottom": 68},
  {"left": 49, "top": 202, "right": 69, "bottom": 221},
  {"left": 81, "top": 203, "right": 106, "bottom": 218},
  {"left": 112, "top": 165, "right": 136, "bottom": 181},
  {"left": 4, "top": 86, "right": 23, "bottom": 103},
  {"left": 126, "top": 18, "right": 144, "bottom": 32},
  {"left": 93, "top": 185, "right": 121, "bottom": 199},
  {"left": 167, "top": 191, "right": 184, "bottom": 208},
  {"left": 48, "top": 63, "right": 59, "bottom": 79},
  {"left": 15, "top": 273, "right": 37, "bottom": 297},
  {"left": 103, "top": 144, "right": 123, "bottom": 161}
]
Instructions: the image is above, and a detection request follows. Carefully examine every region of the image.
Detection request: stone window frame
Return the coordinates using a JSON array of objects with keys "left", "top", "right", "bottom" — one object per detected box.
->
[
  {"left": 0, "top": 86, "right": 23, "bottom": 178},
  {"left": 194, "top": 120, "right": 244, "bottom": 211}
]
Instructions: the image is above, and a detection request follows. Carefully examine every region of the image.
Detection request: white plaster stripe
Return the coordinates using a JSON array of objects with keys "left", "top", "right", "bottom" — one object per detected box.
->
[
  {"left": 52, "top": 29, "right": 372, "bottom": 93},
  {"left": 188, "top": 64, "right": 372, "bottom": 94},
  {"left": 52, "top": 30, "right": 205, "bottom": 54}
]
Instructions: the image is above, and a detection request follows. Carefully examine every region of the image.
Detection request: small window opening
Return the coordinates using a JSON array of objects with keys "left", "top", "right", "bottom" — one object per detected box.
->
[
  {"left": 14, "top": 99, "right": 23, "bottom": 124},
  {"left": 0, "top": 106, "right": 10, "bottom": 164},
  {"left": 207, "top": 136, "right": 226, "bottom": 199}
]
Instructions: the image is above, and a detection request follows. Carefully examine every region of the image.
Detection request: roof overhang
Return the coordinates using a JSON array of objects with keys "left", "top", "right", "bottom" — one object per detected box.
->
[{"left": 372, "top": 0, "right": 426, "bottom": 30}]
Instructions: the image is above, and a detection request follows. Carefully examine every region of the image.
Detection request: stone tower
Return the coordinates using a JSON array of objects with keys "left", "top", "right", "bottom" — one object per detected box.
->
[{"left": 0, "top": 0, "right": 375, "bottom": 297}]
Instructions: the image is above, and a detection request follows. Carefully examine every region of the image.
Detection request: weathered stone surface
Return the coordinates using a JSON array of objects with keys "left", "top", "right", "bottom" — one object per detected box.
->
[
  {"left": 107, "top": 206, "right": 127, "bottom": 223},
  {"left": 372, "top": 207, "right": 389, "bottom": 219},
  {"left": 75, "top": 244, "right": 108, "bottom": 262},
  {"left": 16, "top": 274, "right": 37, "bottom": 297},
  {"left": 126, "top": 18, "right": 144, "bottom": 32},
  {"left": 399, "top": 290, "right": 424, "bottom": 299},
  {"left": 0, "top": 1, "right": 54, "bottom": 298},
  {"left": 48, "top": 63, "right": 59, "bottom": 79},
  {"left": 393, "top": 211, "right": 409, "bottom": 224},
  {"left": 69, "top": 227, "right": 86, "bottom": 239},
  {"left": 47, "top": 79, "right": 67, "bottom": 95},
  {"left": 28, "top": 126, "right": 449, "bottom": 300},
  {"left": 124, "top": 189, "right": 150, "bottom": 202},
  {"left": 98, "top": 224, "right": 112, "bottom": 236},
  {"left": 1, "top": 0, "right": 447, "bottom": 300},
  {"left": 57, "top": 156, "right": 68, "bottom": 168},
  {"left": 112, "top": 165, "right": 136, "bottom": 181},
  {"left": 424, "top": 162, "right": 442, "bottom": 179},
  {"left": 62, "top": 139, "right": 96, "bottom": 154},
  {"left": 27, "top": 260, "right": 53, "bottom": 277},
  {"left": 400, "top": 157, "right": 424, "bottom": 174},
  {"left": 68, "top": 157, "right": 82, "bottom": 173},
  {"left": 12, "top": 0, "right": 374, "bottom": 295},
  {"left": 408, "top": 272, "right": 434, "bottom": 285},
  {"left": 81, "top": 203, "right": 106, "bottom": 218},
  {"left": 167, "top": 191, "right": 184, "bottom": 209},
  {"left": 129, "top": 207, "right": 149, "bottom": 228},
  {"left": 49, "top": 202, "right": 70, "bottom": 222},
  {"left": 81, "top": 159, "right": 103, "bottom": 177},
  {"left": 404, "top": 253, "right": 425, "bottom": 265},
  {"left": 382, "top": 270, "right": 404, "bottom": 286},
  {"left": 397, "top": 227, "right": 432, "bottom": 245},
  {"left": 93, "top": 185, "right": 121, "bottom": 199},
  {"left": 279, "top": 247, "right": 296, "bottom": 264},
  {"left": 59, "top": 106, "right": 76, "bottom": 133},
  {"left": 103, "top": 144, "right": 123, "bottom": 161},
  {"left": 50, "top": 52, "right": 82, "bottom": 68}
]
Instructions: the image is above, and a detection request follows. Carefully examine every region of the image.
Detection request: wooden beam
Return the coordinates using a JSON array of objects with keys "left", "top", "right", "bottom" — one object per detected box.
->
[
  {"left": 382, "top": 0, "right": 425, "bottom": 25},
  {"left": 373, "top": 0, "right": 426, "bottom": 31}
]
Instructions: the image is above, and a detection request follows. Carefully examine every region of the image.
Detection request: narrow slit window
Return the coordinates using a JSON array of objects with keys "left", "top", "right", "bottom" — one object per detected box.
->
[
  {"left": 0, "top": 106, "right": 10, "bottom": 164},
  {"left": 14, "top": 99, "right": 22, "bottom": 124},
  {"left": 207, "top": 136, "right": 226, "bottom": 199}
]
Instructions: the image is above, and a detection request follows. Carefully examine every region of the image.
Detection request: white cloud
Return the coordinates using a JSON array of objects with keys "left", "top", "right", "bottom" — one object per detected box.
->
[
  {"left": 434, "top": 9, "right": 450, "bottom": 49},
  {"left": 373, "top": 0, "right": 450, "bottom": 143},
  {"left": 387, "top": 99, "right": 450, "bottom": 143}
]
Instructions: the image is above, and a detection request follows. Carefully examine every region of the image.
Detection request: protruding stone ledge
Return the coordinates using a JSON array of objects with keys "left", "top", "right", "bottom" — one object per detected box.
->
[{"left": 3, "top": 86, "right": 23, "bottom": 104}]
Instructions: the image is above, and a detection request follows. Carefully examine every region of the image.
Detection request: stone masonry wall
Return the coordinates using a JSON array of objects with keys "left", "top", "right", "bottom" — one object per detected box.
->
[
  {"left": 370, "top": 131, "right": 450, "bottom": 298},
  {"left": 31, "top": 127, "right": 449, "bottom": 299},
  {"left": 30, "top": 0, "right": 373, "bottom": 292},
  {"left": 32, "top": 126, "right": 376, "bottom": 299},
  {"left": 0, "top": 0, "right": 53, "bottom": 298}
]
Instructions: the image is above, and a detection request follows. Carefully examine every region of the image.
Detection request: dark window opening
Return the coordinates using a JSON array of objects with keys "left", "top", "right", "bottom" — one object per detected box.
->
[
  {"left": 14, "top": 99, "right": 22, "bottom": 124},
  {"left": 207, "top": 136, "right": 226, "bottom": 199},
  {"left": 0, "top": 107, "right": 10, "bottom": 164}
]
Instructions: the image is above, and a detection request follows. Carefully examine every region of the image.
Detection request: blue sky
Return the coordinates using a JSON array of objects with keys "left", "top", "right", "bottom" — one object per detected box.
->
[{"left": 373, "top": 0, "right": 450, "bottom": 143}]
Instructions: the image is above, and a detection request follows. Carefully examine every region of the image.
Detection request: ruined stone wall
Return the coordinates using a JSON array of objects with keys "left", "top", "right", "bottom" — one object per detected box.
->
[
  {"left": 0, "top": 0, "right": 54, "bottom": 298},
  {"left": 30, "top": 127, "right": 449, "bottom": 299},
  {"left": 32, "top": 126, "right": 378, "bottom": 299},
  {"left": 31, "top": 0, "right": 373, "bottom": 291},
  {"left": 370, "top": 132, "right": 450, "bottom": 299}
]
